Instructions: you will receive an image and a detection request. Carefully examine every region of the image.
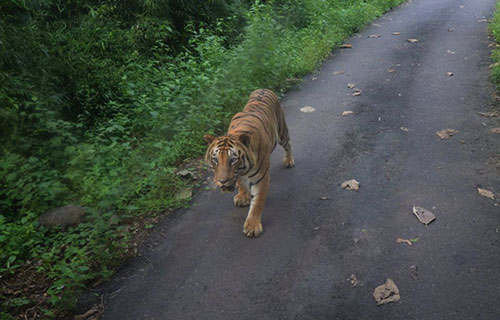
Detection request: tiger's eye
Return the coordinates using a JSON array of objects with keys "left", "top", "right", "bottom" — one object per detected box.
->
[
  {"left": 230, "top": 157, "right": 238, "bottom": 164},
  {"left": 212, "top": 157, "right": 218, "bottom": 164}
]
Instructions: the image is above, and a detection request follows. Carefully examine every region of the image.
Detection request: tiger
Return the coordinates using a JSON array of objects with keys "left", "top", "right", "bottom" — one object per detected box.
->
[{"left": 204, "top": 89, "right": 295, "bottom": 238}]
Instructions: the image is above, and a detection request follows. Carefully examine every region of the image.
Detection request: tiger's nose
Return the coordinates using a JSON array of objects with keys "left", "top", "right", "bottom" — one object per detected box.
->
[{"left": 218, "top": 179, "right": 229, "bottom": 184}]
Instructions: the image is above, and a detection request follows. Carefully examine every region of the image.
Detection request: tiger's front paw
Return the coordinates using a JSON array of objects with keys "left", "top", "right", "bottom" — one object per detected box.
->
[
  {"left": 234, "top": 192, "right": 251, "bottom": 207},
  {"left": 243, "top": 218, "right": 263, "bottom": 238}
]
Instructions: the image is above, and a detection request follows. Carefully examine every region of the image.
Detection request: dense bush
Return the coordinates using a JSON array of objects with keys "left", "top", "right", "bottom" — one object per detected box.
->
[{"left": 0, "top": 0, "right": 405, "bottom": 317}]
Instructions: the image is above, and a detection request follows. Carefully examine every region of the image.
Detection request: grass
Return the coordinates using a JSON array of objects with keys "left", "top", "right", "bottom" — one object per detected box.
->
[{"left": 490, "top": 1, "right": 500, "bottom": 87}]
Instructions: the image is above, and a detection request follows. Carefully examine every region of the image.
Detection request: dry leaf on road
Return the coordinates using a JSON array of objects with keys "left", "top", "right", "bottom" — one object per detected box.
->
[
  {"left": 477, "top": 111, "right": 498, "bottom": 117},
  {"left": 413, "top": 206, "right": 436, "bottom": 225},
  {"left": 396, "top": 238, "right": 413, "bottom": 246},
  {"left": 410, "top": 265, "right": 418, "bottom": 280},
  {"left": 340, "top": 44, "right": 353, "bottom": 48},
  {"left": 392, "top": 32, "right": 401, "bottom": 35},
  {"left": 319, "top": 196, "right": 330, "bottom": 200},
  {"left": 342, "top": 111, "right": 354, "bottom": 116},
  {"left": 478, "top": 188, "right": 495, "bottom": 200},
  {"left": 333, "top": 70, "right": 345, "bottom": 75},
  {"left": 373, "top": 279, "right": 400, "bottom": 305},
  {"left": 436, "top": 128, "right": 459, "bottom": 139},
  {"left": 300, "top": 106, "right": 316, "bottom": 113},
  {"left": 388, "top": 68, "right": 396, "bottom": 73},
  {"left": 400, "top": 127, "right": 409, "bottom": 132},
  {"left": 368, "top": 34, "right": 381, "bottom": 38},
  {"left": 407, "top": 38, "right": 419, "bottom": 43},
  {"left": 341, "top": 179, "right": 360, "bottom": 191},
  {"left": 352, "top": 89, "right": 362, "bottom": 96},
  {"left": 491, "top": 128, "right": 500, "bottom": 134},
  {"left": 347, "top": 83, "right": 355, "bottom": 88},
  {"left": 447, "top": 49, "right": 456, "bottom": 54},
  {"left": 446, "top": 72, "right": 454, "bottom": 76}
]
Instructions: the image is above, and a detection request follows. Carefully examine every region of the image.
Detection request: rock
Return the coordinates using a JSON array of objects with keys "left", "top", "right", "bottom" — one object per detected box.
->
[
  {"left": 39, "top": 205, "right": 86, "bottom": 230},
  {"left": 175, "top": 188, "right": 193, "bottom": 201}
]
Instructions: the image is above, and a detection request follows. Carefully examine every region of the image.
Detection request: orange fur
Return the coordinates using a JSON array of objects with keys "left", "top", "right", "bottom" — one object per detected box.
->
[{"left": 204, "top": 89, "right": 294, "bottom": 237}]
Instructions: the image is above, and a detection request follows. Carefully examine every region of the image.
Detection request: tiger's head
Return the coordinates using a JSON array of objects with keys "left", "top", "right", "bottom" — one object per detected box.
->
[{"left": 204, "top": 134, "right": 251, "bottom": 193}]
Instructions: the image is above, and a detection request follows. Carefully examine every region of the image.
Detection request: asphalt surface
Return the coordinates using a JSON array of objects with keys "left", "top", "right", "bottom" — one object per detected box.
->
[{"left": 94, "top": 0, "right": 500, "bottom": 318}]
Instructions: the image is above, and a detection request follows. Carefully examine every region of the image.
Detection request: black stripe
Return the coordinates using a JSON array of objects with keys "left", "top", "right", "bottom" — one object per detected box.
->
[{"left": 252, "top": 166, "right": 269, "bottom": 185}]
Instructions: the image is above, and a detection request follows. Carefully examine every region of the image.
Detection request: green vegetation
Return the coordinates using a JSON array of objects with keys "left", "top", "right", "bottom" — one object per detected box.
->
[
  {"left": 490, "top": 1, "right": 500, "bottom": 87},
  {"left": 0, "top": 0, "right": 405, "bottom": 318}
]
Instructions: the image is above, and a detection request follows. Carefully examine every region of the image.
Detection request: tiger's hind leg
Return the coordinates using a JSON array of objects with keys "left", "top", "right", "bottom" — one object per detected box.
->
[
  {"left": 233, "top": 176, "right": 251, "bottom": 207},
  {"left": 281, "top": 141, "right": 295, "bottom": 168},
  {"left": 276, "top": 103, "right": 295, "bottom": 168},
  {"left": 279, "top": 130, "right": 295, "bottom": 168}
]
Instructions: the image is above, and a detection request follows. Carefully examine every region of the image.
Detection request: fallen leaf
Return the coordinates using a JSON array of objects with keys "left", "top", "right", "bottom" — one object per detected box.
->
[
  {"left": 74, "top": 308, "right": 99, "bottom": 320},
  {"left": 334, "top": 70, "right": 345, "bottom": 75},
  {"left": 341, "top": 179, "right": 360, "bottom": 191},
  {"left": 400, "top": 127, "right": 409, "bottom": 132},
  {"left": 409, "top": 238, "right": 420, "bottom": 243},
  {"left": 342, "top": 111, "right": 354, "bottom": 116},
  {"left": 368, "top": 34, "right": 381, "bottom": 38},
  {"left": 312, "top": 77, "right": 317, "bottom": 81},
  {"left": 388, "top": 68, "right": 396, "bottom": 73},
  {"left": 478, "top": 188, "right": 495, "bottom": 200},
  {"left": 448, "top": 28, "right": 454, "bottom": 32},
  {"left": 477, "top": 111, "right": 498, "bottom": 117},
  {"left": 175, "top": 187, "right": 192, "bottom": 200},
  {"left": 447, "top": 49, "right": 456, "bottom": 54},
  {"left": 373, "top": 279, "right": 400, "bottom": 305},
  {"left": 410, "top": 265, "right": 418, "bottom": 280},
  {"left": 177, "top": 169, "right": 195, "bottom": 178},
  {"left": 347, "top": 83, "right": 355, "bottom": 88},
  {"left": 319, "top": 196, "right": 330, "bottom": 200},
  {"left": 352, "top": 89, "right": 362, "bottom": 96},
  {"left": 396, "top": 238, "right": 412, "bottom": 246},
  {"left": 300, "top": 106, "right": 316, "bottom": 113},
  {"left": 340, "top": 44, "right": 353, "bottom": 48},
  {"left": 413, "top": 206, "right": 436, "bottom": 225},
  {"left": 349, "top": 274, "right": 363, "bottom": 287},
  {"left": 478, "top": 19, "right": 488, "bottom": 22},
  {"left": 491, "top": 128, "right": 500, "bottom": 134},
  {"left": 436, "top": 128, "right": 459, "bottom": 139},
  {"left": 392, "top": 32, "right": 401, "bottom": 35},
  {"left": 446, "top": 72, "right": 454, "bottom": 76},
  {"left": 407, "top": 38, "right": 419, "bottom": 43}
]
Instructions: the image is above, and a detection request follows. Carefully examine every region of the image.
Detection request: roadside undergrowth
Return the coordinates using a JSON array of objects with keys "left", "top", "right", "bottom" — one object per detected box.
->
[{"left": 0, "top": 0, "right": 406, "bottom": 318}]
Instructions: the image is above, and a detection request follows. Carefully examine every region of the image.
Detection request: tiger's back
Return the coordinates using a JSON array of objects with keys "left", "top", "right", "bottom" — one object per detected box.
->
[{"left": 228, "top": 89, "right": 293, "bottom": 182}]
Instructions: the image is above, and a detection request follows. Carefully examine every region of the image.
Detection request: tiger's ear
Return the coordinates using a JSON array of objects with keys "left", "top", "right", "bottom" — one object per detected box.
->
[
  {"left": 203, "top": 134, "right": 216, "bottom": 144},
  {"left": 239, "top": 133, "right": 250, "bottom": 147}
]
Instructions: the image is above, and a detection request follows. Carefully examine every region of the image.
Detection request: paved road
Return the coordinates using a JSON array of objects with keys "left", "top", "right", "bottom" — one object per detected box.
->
[{"left": 96, "top": 0, "right": 500, "bottom": 318}]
